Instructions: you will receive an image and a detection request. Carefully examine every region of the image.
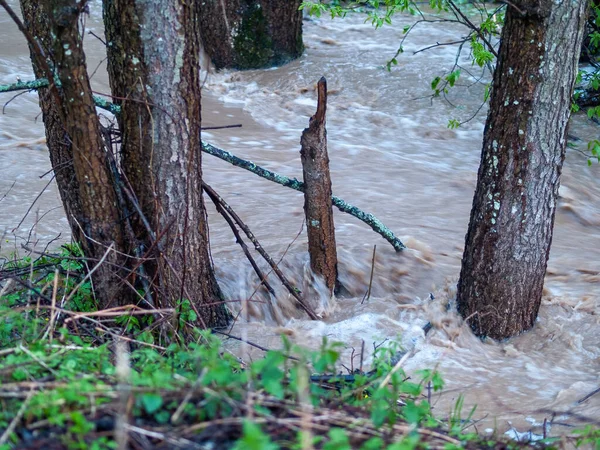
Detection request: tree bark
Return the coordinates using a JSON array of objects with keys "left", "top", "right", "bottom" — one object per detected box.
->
[
  {"left": 103, "top": 0, "right": 229, "bottom": 327},
  {"left": 457, "top": 0, "right": 589, "bottom": 339},
  {"left": 23, "top": 0, "right": 130, "bottom": 306},
  {"left": 300, "top": 77, "right": 339, "bottom": 295},
  {"left": 200, "top": 0, "right": 303, "bottom": 70},
  {"left": 19, "top": 0, "right": 85, "bottom": 246}
]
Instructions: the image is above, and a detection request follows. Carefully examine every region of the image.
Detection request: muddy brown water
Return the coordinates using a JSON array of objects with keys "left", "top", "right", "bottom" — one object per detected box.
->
[{"left": 1, "top": 2, "right": 599, "bottom": 440}]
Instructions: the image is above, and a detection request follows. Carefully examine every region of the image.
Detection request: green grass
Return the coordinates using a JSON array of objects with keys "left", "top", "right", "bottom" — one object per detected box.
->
[{"left": 0, "top": 247, "right": 596, "bottom": 449}]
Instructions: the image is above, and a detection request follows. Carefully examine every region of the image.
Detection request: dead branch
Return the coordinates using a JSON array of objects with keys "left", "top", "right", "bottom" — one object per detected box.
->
[
  {"left": 201, "top": 142, "right": 406, "bottom": 252},
  {"left": 300, "top": 77, "right": 339, "bottom": 294},
  {"left": 203, "top": 183, "right": 276, "bottom": 298},
  {"left": 202, "top": 183, "right": 318, "bottom": 320},
  {"left": 0, "top": 78, "right": 405, "bottom": 252}
]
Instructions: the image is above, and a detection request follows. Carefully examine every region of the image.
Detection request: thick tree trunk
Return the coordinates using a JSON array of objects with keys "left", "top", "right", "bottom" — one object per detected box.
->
[
  {"left": 200, "top": 0, "right": 303, "bottom": 70},
  {"left": 19, "top": 0, "right": 85, "bottom": 246},
  {"left": 103, "top": 0, "right": 229, "bottom": 327},
  {"left": 20, "top": 0, "right": 129, "bottom": 306},
  {"left": 300, "top": 77, "right": 339, "bottom": 295},
  {"left": 457, "top": 0, "right": 588, "bottom": 339}
]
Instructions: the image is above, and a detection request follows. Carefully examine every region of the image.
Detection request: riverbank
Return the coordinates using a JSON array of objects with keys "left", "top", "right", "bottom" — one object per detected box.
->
[{"left": 1, "top": 250, "right": 599, "bottom": 449}]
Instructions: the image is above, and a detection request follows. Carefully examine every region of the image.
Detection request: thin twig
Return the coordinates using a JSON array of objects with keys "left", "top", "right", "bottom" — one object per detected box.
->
[
  {"left": 378, "top": 349, "right": 414, "bottom": 389},
  {"left": 577, "top": 386, "right": 600, "bottom": 404},
  {"left": 204, "top": 183, "right": 276, "bottom": 297},
  {"left": 447, "top": 0, "right": 498, "bottom": 58},
  {"left": 212, "top": 329, "right": 300, "bottom": 361},
  {"left": 64, "top": 243, "right": 115, "bottom": 306},
  {"left": 2, "top": 89, "right": 29, "bottom": 114},
  {"left": 201, "top": 124, "right": 242, "bottom": 130},
  {"left": 361, "top": 245, "right": 377, "bottom": 304},
  {"left": 42, "top": 269, "right": 59, "bottom": 342},
  {"left": 413, "top": 38, "right": 469, "bottom": 55},
  {"left": 0, "top": 387, "right": 35, "bottom": 445},
  {"left": 202, "top": 182, "right": 317, "bottom": 320},
  {"left": 11, "top": 175, "right": 55, "bottom": 233}
]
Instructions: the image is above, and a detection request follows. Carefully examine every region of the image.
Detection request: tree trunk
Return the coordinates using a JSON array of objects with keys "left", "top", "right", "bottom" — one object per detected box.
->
[
  {"left": 200, "top": 0, "right": 303, "bottom": 70},
  {"left": 456, "top": 0, "right": 588, "bottom": 339},
  {"left": 21, "top": 0, "right": 130, "bottom": 307},
  {"left": 19, "top": 0, "right": 85, "bottom": 246},
  {"left": 103, "top": 0, "right": 229, "bottom": 327},
  {"left": 300, "top": 77, "right": 339, "bottom": 295}
]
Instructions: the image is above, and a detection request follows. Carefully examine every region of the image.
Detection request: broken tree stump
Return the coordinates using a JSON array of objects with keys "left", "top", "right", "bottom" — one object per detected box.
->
[{"left": 300, "top": 77, "right": 339, "bottom": 295}]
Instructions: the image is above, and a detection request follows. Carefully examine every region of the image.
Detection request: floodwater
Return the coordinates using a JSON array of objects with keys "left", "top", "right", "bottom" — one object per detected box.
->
[{"left": 1, "top": 2, "right": 599, "bottom": 440}]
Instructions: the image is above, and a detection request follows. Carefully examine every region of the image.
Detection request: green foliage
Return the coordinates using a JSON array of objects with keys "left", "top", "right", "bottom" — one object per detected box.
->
[
  {"left": 302, "top": 0, "right": 600, "bottom": 168},
  {"left": 0, "top": 281, "right": 450, "bottom": 450},
  {"left": 233, "top": 421, "right": 280, "bottom": 450},
  {"left": 573, "top": 425, "right": 600, "bottom": 449},
  {"left": 301, "top": 0, "right": 503, "bottom": 130},
  {"left": 2, "top": 252, "right": 598, "bottom": 448},
  {"left": 301, "top": 0, "right": 420, "bottom": 26},
  {"left": 587, "top": 139, "right": 600, "bottom": 166},
  {"left": 447, "top": 119, "right": 460, "bottom": 129},
  {"left": 323, "top": 428, "right": 351, "bottom": 450},
  {"left": 470, "top": 36, "right": 493, "bottom": 68}
]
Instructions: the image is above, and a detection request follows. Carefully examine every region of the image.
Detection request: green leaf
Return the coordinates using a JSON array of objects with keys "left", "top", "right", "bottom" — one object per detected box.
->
[
  {"left": 12, "top": 368, "right": 27, "bottom": 381},
  {"left": 445, "top": 69, "right": 461, "bottom": 87},
  {"left": 323, "top": 428, "right": 351, "bottom": 450},
  {"left": 448, "top": 119, "right": 460, "bottom": 129},
  {"left": 432, "top": 371, "right": 445, "bottom": 391},
  {"left": 69, "top": 411, "right": 94, "bottom": 435},
  {"left": 140, "top": 393, "right": 163, "bottom": 414},
  {"left": 232, "top": 421, "right": 279, "bottom": 450},
  {"left": 361, "top": 437, "right": 385, "bottom": 450},
  {"left": 403, "top": 400, "right": 431, "bottom": 424}
]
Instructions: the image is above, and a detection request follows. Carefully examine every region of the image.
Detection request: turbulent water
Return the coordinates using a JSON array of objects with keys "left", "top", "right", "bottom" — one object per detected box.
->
[{"left": 1, "top": 2, "right": 599, "bottom": 439}]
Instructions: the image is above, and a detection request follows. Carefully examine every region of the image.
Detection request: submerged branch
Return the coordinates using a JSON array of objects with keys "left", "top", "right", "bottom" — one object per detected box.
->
[{"left": 203, "top": 183, "right": 276, "bottom": 298}]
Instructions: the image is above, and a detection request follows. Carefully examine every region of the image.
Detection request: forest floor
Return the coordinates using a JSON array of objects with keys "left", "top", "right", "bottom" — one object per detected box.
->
[{"left": 0, "top": 247, "right": 597, "bottom": 450}]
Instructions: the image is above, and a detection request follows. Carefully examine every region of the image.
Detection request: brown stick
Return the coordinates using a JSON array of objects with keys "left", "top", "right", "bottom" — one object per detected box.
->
[
  {"left": 361, "top": 245, "right": 377, "bottom": 304},
  {"left": 201, "top": 183, "right": 318, "bottom": 320},
  {"left": 300, "top": 77, "right": 339, "bottom": 295},
  {"left": 577, "top": 386, "right": 600, "bottom": 404},
  {"left": 203, "top": 183, "right": 276, "bottom": 297}
]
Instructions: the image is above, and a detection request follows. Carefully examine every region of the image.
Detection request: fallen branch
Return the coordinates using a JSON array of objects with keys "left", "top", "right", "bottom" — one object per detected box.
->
[
  {"left": 0, "top": 78, "right": 406, "bottom": 251},
  {"left": 203, "top": 183, "right": 276, "bottom": 298},
  {"left": 202, "top": 183, "right": 318, "bottom": 320},
  {"left": 202, "top": 142, "right": 406, "bottom": 252},
  {"left": 0, "top": 78, "right": 122, "bottom": 115}
]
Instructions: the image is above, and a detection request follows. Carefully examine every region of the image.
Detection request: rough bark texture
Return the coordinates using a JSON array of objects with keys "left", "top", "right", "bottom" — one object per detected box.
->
[
  {"left": 41, "top": 0, "right": 128, "bottom": 306},
  {"left": 300, "top": 77, "right": 339, "bottom": 295},
  {"left": 19, "top": 0, "right": 85, "bottom": 245},
  {"left": 199, "top": 0, "right": 303, "bottom": 70},
  {"left": 457, "top": 0, "right": 588, "bottom": 339},
  {"left": 103, "top": 0, "right": 228, "bottom": 327}
]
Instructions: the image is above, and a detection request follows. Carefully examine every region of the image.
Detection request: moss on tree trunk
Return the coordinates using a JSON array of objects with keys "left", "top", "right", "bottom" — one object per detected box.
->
[{"left": 200, "top": 0, "right": 303, "bottom": 70}]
